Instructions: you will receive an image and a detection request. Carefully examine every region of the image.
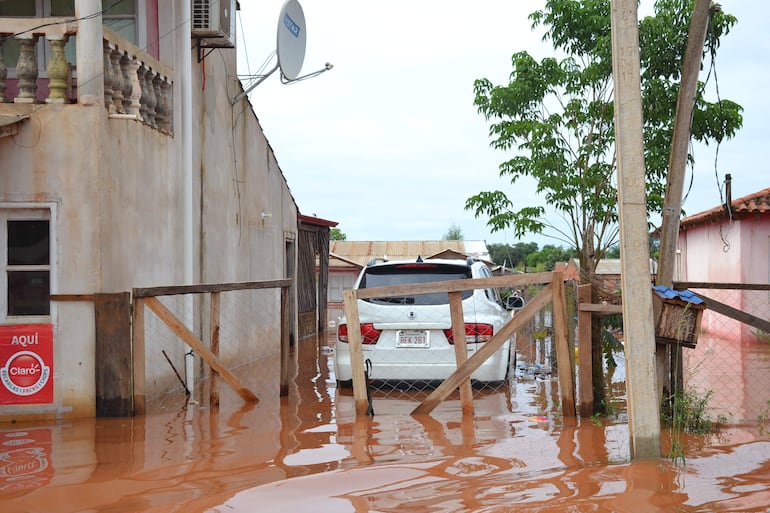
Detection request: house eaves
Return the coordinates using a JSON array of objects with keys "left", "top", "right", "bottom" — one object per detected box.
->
[{"left": 680, "top": 187, "right": 770, "bottom": 230}]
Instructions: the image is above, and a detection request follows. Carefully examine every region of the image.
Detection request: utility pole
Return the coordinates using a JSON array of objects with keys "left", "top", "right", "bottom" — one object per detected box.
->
[
  {"left": 610, "top": 0, "right": 661, "bottom": 459},
  {"left": 656, "top": 0, "right": 714, "bottom": 398}
]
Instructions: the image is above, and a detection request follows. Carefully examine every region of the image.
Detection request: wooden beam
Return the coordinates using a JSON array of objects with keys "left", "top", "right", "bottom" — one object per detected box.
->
[
  {"left": 611, "top": 0, "right": 661, "bottom": 459},
  {"left": 552, "top": 273, "right": 576, "bottom": 418},
  {"left": 144, "top": 297, "right": 258, "bottom": 403},
  {"left": 95, "top": 293, "right": 132, "bottom": 417},
  {"left": 674, "top": 282, "right": 770, "bottom": 291},
  {"left": 280, "top": 286, "right": 291, "bottom": 396},
  {"left": 132, "top": 297, "right": 146, "bottom": 415},
  {"left": 353, "top": 272, "right": 554, "bottom": 301},
  {"left": 578, "top": 303, "right": 623, "bottom": 315},
  {"left": 577, "top": 285, "right": 594, "bottom": 418},
  {"left": 133, "top": 279, "right": 292, "bottom": 298},
  {"left": 696, "top": 293, "right": 770, "bottom": 334},
  {"left": 50, "top": 294, "right": 96, "bottom": 302},
  {"left": 343, "top": 289, "right": 369, "bottom": 416},
  {"left": 412, "top": 284, "right": 553, "bottom": 415},
  {"left": 448, "top": 291, "right": 473, "bottom": 416},
  {"left": 657, "top": 0, "right": 712, "bottom": 288},
  {"left": 209, "top": 291, "right": 221, "bottom": 407}
]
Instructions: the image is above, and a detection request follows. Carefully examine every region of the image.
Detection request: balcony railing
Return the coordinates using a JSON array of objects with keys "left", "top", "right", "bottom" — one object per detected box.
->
[{"left": 0, "top": 19, "right": 172, "bottom": 135}]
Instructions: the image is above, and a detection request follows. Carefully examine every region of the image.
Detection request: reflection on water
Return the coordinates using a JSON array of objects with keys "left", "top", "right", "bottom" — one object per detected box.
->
[{"left": 0, "top": 336, "right": 769, "bottom": 512}]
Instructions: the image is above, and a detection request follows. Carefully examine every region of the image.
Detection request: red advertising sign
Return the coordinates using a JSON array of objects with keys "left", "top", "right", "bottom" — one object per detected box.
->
[{"left": 0, "top": 324, "right": 53, "bottom": 405}]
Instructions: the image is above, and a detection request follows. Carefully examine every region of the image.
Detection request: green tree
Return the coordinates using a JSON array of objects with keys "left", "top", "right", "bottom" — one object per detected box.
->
[
  {"left": 443, "top": 223, "right": 464, "bottom": 240},
  {"left": 525, "top": 244, "right": 577, "bottom": 271},
  {"left": 330, "top": 227, "right": 347, "bottom": 241},
  {"left": 466, "top": 0, "right": 741, "bottom": 413},
  {"left": 488, "top": 242, "right": 539, "bottom": 268}
]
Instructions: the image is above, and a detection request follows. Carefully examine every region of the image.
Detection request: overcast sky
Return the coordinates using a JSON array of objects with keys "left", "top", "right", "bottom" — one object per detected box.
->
[{"left": 235, "top": 1, "right": 769, "bottom": 247}]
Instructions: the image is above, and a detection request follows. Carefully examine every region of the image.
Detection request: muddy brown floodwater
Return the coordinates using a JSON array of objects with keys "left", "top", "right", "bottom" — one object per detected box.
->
[{"left": 2, "top": 337, "right": 770, "bottom": 513}]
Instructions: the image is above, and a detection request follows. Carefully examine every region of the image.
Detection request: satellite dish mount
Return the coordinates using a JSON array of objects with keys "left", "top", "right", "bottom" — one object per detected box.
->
[{"left": 232, "top": 0, "right": 331, "bottom": 104}]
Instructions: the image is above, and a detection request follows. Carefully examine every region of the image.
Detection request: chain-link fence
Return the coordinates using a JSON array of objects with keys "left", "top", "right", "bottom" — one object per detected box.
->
[
  {"left": 133, "top": 281, "right": 290, "bottom": 413},
  {"left": 680, "top": 285, "right": 770, "bottom": 423}
]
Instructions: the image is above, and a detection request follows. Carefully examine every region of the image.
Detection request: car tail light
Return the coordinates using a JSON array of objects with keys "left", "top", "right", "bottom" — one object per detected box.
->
[
  {"left": 337, "top": 323, "right": 382, "bottom": 345},
  {"left": 443, "top": 323, "right": 494, "bottom": 344}
]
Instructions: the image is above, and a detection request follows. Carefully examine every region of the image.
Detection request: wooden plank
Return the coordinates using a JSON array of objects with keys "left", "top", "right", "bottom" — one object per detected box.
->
[
  {"left": 696, "top": 293, "right": 770, "bottom": 334},
  {"left": 354, "top": 272, "right": 554, "bottom": 301},
  {"left": 144, "top": 297, "right": 258, "bottom": 403},
  {"left": 132, "top": 297, "right": 146, "bottom": 415},
  {"left": 448, "top": 291, "right": 474, "bottom": 416},
  {"left": 413, "top": 284, "right": 553, "bottom": 415},
  {"left": 552, "top": 273, "right": 575, "bottom": 418},
  {"left": 674, "top": 282, "right": 770, "bottom": 291},
  {"left": 50, "top": 294, "right": 96, "bottom": 302},
  {"left": 133, "top": 279, "right": 292, "bottom": 298},
  {"left": 343, "top": 290, "right": 369, "bottom": 416},
  {"left": 95, "top": 292, "right": 132, "bottom": 417},
  {"left": 209, "top": 291, "right": 221, "bottom": 407},
  {"left": 577, "top": 284, "right": 593, "bottom": 418},
  {"left": 280, "top": 286, "right": 291, "bottom": 396},
  {"left": 657, "top": 0, "right": 712, "bottom": 289},
  {"left": 578, "top": 303, "right": 623, "bottom": 314}
]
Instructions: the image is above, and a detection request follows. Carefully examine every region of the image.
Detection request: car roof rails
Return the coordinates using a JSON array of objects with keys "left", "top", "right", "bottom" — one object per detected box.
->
[
  {"left": 367, "top": 256, "right": 389, "bottom": 267},
  {"left": 466, "top": 256, "right": 476, "bottom": 265}
]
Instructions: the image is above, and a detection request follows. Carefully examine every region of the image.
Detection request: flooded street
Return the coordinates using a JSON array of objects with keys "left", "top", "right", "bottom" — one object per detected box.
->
[{"left": 2, "top": 337, "right": 770, "bottom": 513}]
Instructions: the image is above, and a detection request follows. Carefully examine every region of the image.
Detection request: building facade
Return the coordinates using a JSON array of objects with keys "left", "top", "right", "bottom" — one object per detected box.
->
[{"left": 0, "top": 1, "right": 300, "bottom": 420}]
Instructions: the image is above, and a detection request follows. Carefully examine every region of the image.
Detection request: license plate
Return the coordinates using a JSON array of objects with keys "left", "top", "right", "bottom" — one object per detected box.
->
[{"left": 397, "top": 330, "right": 429, "bottom": 348}]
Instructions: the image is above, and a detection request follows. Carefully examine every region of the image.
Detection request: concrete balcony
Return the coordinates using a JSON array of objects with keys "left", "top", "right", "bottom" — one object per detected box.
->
[{"left": 0, "top": 19, "right": 172, "bottom": 135}]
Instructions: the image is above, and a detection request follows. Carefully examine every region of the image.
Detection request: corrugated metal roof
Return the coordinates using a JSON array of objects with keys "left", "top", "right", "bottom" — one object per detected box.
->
[
  {"left": 680, "top": 187, "right": 770, "bottom": 229},
  {"left": 652, "top": 285, "right": 704, "bottom": 305},
  {"left": 329, "top": 240, "right": 488, "bottom": 267}
]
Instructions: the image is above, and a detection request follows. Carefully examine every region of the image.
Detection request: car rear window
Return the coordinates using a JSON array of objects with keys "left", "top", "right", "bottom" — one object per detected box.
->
[{"left": 359, "top": 263, "right": 473, "bottom": 305}]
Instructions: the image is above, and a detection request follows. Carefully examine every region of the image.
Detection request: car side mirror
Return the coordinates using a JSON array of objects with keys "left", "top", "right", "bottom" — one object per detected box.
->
[{"left": 505, "top": 295, "right": 524, "bottom": 310}]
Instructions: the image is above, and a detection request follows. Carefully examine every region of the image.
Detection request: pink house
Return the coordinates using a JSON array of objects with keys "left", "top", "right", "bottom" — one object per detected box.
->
[{"left": 676, "top": 187, "right": 770, "bottom": 340}]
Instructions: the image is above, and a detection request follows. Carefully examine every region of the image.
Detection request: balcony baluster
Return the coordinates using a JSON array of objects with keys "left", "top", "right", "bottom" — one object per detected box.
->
[
  {"left": 46, "top": 36, "right": 70, "bottom": 103},
  {"left": 15, "top": 35, "right": 39, "bottom": 103},
  {"left": 110, "top": 47, "right": 125, "bottom": 113}
]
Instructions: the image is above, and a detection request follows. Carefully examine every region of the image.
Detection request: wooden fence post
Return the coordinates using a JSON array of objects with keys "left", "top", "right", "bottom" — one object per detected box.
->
[
  {"left": 209, "top": 291, "right": 221, "bottom": 407},
  {"left": 552, "top": 273, "right": 576, "bottom": 419},
  {"left": 343, "top": 289, "right": 369, "bottom": 416},
  {"left": 448, "top": 291, "right": 473, "bottom": 416},
  {"left": 280, "top": 285, "right": 291, "bottom": 396},
  {"left": 95, "top": 292, "right": 132, "bottom": 417},
  {"left": 132, "top": 296, "right": 146, "bottom": 415}
]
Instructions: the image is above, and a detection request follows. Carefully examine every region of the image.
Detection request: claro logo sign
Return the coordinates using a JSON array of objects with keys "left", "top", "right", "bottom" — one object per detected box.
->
[{"left": 0, "top": 325, "right": 54, "bottom": 405}]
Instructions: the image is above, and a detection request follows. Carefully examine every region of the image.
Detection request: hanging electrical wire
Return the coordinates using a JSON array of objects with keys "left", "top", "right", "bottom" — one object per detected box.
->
[{"left": 0, "top": 0, "right": 125, "bottom": 44}]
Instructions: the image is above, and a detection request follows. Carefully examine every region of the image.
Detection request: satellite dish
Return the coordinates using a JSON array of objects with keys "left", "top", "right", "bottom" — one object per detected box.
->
[{"left": 276, "top": 0, "right": 307, "bottom": 81}]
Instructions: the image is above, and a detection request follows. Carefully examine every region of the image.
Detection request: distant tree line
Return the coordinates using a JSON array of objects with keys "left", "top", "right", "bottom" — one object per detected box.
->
[{"left": 488, "top": 242, "right": 620, "bottom": 272}]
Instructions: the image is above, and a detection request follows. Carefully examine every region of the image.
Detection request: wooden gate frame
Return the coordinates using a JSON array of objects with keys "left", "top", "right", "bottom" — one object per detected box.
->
[
  {"left": 343, "top": 272, "right": 576, "bottom": 418},
  {"left": 132, "top": 279, "right": 291, "bottom": 414}
]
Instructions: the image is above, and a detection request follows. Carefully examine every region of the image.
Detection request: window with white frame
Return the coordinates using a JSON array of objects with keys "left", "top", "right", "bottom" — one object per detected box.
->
[
  {"left": 0, "top": 0, "right": 139, "bottom": 74},
  {"left": 328, "top": 272, "right": 355, "bottom": 303},
  {"left": 1, "top": 209, "right": 51, "bottom": 320}
]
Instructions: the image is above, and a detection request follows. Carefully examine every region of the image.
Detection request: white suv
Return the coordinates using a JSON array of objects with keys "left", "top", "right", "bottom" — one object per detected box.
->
[{"left": 334, "top": 258, "right": 516, "bottom": 386}]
